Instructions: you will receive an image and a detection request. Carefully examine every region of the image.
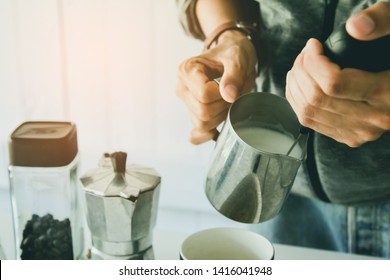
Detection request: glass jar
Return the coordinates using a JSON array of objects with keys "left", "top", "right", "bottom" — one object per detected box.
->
[
  {"left": 8, "top": 121, "right": 84, "bottom": 260},
  {"left": 0, "top": 241, "right": 5, "bottom": 260}
]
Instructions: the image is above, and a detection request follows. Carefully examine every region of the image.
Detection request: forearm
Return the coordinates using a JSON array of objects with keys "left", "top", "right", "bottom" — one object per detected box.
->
[
  {"left": 178, "top": 0, "right": 259, "bottom": 40},
  {"left": 195, "top": 0, "right": 245, "bottom": 37},
  {"left": 176, "top": 0, "right": 260, "bottom": 145}
]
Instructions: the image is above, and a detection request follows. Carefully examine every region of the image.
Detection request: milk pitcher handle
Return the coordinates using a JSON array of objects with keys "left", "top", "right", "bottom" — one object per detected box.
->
[{"left": 212, "top": 77, "right": 223, "bottom": 142}]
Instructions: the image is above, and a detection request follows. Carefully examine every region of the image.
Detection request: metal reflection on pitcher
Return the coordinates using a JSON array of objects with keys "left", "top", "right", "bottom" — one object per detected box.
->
[{"left": 205, "top": 92, "right": 308, "bottom": 223}]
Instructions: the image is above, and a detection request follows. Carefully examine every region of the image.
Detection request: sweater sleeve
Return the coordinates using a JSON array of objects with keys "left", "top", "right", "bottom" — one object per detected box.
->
[{"left": 176, "top": 0, "right": 205, "bottom": 40}]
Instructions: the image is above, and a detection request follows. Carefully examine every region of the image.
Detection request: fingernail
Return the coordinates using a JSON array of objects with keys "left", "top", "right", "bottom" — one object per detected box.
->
[
  {"left": 223, "top": 84, "right": 239, "bottom": 102},
  {"left": 350, "top": 14, "right": 375, "bottom": 35}
]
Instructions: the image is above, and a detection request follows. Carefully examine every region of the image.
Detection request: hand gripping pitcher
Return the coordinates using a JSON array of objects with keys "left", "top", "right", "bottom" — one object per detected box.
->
[
  {"left": 80, "top": 152, "right": 161, "bottom": 260},
  {"left": 205, "top": 21, "right": 390, "bottom": 224}
]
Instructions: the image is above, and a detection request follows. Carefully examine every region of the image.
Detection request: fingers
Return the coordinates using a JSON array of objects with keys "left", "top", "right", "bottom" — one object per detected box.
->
[
  {"left": 177, "top": 56, "right": 223, "bottom": 103},
  {"left": 176, "top": 81, "right": 230, "bottom": 122},
  {"left": 188, "top": 109, "right": 228, "bottom": 144},
  {"left": 189, "top": 128, "right": 219, "bottom": 145},
  {"left": 286, "top": 38, "right": 390, "bottom": 147},
  {"left": 286, "top": 69, "right": 385, "bottom": 147},
  {"left": 176, "top": 30, "right": 257, "bottom": 145},
  {"left": 302, "top": 38, "right": 383, "bottom": 101},
  {"left": 346, "top": 2, "right": 390, "bottom": 40},
  {"left": 218, "top": 46, "right": 249, "bottom": 102},
  {"left": 212, "top": 30, "right": 257, "bottom": 103},
  {"left": 219, "top": 66, "right": 257, "bottom": 103},
  {"left": 176, "top": 78, "right": 230, "bottom": 145}
]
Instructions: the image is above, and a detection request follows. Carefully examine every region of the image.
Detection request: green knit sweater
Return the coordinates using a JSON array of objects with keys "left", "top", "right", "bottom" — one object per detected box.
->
[{"left": 177, "top": 0, "right": 390, "bottom": 206}]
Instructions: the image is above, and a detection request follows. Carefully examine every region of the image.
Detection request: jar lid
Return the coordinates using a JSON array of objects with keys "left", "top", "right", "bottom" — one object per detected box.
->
[{"left": 9, "top": 121, "right": 78, "bottom": 167}]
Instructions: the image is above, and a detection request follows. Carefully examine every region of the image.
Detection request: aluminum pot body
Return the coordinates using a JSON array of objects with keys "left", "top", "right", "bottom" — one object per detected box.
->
[
  {"left": 205, "top": 92, "right": 308, "bottom": 223},
  {"left": 84, "top": 183, "right": 160, "bottom": 257},
  {"left": 80, "top": 153, "right": 161, "bottom": 259}
]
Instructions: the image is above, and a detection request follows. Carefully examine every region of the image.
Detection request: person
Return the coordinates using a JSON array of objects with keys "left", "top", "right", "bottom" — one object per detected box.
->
[{"left": 175, "top": 0, "right": 390, "bottom": 258}]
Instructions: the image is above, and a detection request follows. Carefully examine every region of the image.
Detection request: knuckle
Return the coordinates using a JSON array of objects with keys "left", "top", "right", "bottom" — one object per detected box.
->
[
  {"left": 189, "top": 129, "right": 213, "bottom": 145},
  {"left": 338, "top": 132, "right": 362, "bottom": 147},
  {"left": 191, "top": 117, "right": 201, "bottom": 128},
  {"left": 301, "top": 104, "right": 316, "bottom": 119},
  {"left": 306, "top": 92, "right": 324, "bottom": 107},
  {"left": 298, "top": 115, "right": 313, "bottom": 128},
  {"left": 376, "top": 1, "right": 389, "bottom": 12},
  {"left": 189, "top": 136, "right": 202, "bottom": 145},
  {"left": 197, "top": 106, "right": 212, "bottom": 122},
  {"left": 194, "top": 119, "right": 208, "bottom": 131},
  {"left": 293, "top": 103, "right": 315, "bottom": 127},
  {"left": 177, "top": 59, "right": 192, "bottom": 76},
  {"left": 226, "top": 45, "right": 241, "bottom": 57},
  {"left": 324, "top": 73, "right": 344, "bottom": 96},
  {"left": 197, "top": 84, "right": 212, "bottom": 103},
  {"left": 378, "top": 114, "right": 390, "bottom": 130},
  {"left": 180, "top": 56, "right": 206, "bottom": 75},
  {"left": 367, "top": 112, "right": 390, "bottom": 130},
  {"left": 359, "top": 131, "right": 377, "bottom": 143},
  {"left": 225, "top": 46, "right": 244, "bottom": 69},
  {"left": 343, "top": 129, "right": 382, "bottom": 147},
  {"left": 345, "top": 140, "right": 361, "bottom": 148},
  {"left": 176, "top": 61, "right": 185, "bottom": 75},
  {"left": 175, "top": 83, "right": 183, "bottom": 98}
]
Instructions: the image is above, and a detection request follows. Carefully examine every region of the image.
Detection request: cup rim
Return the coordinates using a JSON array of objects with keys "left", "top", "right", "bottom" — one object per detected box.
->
[{"left": 180, "top": 227, "right": 275, "bottom": 260}]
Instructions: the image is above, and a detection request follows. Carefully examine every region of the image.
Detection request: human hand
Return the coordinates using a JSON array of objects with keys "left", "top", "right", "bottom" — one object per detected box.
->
[
  {"left": 176, "top": 30, "right": 257, "bottom": 144},
  {"left": 286, "top": 2, "right": 390, "bottom": 147}
]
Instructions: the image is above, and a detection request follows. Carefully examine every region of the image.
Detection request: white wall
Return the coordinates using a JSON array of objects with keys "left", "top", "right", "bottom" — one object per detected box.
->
[{"left": 0, "top": 0, "right": 249, "bottom": 241}]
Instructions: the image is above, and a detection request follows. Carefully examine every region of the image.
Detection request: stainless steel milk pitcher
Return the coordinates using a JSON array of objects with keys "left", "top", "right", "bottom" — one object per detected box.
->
[{"left": 205, "top": 92, "right": 308, "bottom": 223}]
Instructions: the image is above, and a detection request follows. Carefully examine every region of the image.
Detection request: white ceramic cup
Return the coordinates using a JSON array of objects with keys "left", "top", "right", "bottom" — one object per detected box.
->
[{"left": 180, "top": 227, "right": 274, "bottom": 260}]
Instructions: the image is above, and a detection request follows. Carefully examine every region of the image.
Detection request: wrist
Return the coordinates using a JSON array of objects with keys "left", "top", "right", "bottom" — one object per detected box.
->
[
  {"left": 218, "top": 30, "right": 257, "bottom": 61},
  {"left": 203, "top": 21, "right": 261, "bottom": 74},
  {"left": 207, "top": 29, "right": 248, "bottom": 48},
  {"left": 203, "top": 21, "right": 258, "bottom": 49}
]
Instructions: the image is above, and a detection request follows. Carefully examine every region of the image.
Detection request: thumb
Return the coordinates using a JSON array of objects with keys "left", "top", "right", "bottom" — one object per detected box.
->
[
  {"left": 346, "top": 2, "right": 390, "bottom": 41},
  {"left": 219, "top": 81, "right": 240, "bottom": 103},
  {"left": 219, "top": 66, "right": 246, "bottom": 103}
]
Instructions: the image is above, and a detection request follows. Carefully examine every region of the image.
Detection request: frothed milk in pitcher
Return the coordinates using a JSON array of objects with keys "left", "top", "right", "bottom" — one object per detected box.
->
[{"left": 235, "top": 126, "right": 303, "bottom": 159}]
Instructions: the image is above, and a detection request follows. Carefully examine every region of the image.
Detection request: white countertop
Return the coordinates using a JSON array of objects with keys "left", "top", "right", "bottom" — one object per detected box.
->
[
  {"left": 153, "top": 230, "right": 379, "bottom": 260},
  {"left": 0, "top": 188, "right": 378, "bottom": 260}
]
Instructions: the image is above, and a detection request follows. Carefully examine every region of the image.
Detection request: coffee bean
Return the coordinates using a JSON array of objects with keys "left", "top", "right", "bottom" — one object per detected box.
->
[{"left": 20, "top": 214, "right": 74, "bottom": 260}]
